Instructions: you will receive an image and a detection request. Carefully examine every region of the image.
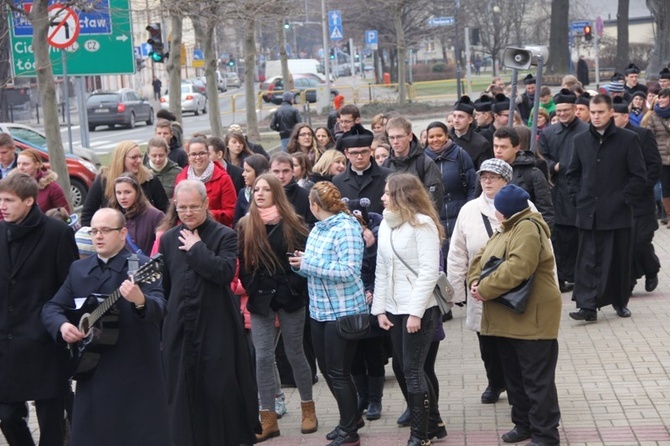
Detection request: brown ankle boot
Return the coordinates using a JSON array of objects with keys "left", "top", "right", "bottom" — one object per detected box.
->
[
  {"left": 256, "top": 410, "right": 280, "bottom": 442},
  {"left": 663, "top": 198, "right": 670, "bottom": 228},
  {"left": 301, "top": 400, "right": 318, "bottom": 434}
]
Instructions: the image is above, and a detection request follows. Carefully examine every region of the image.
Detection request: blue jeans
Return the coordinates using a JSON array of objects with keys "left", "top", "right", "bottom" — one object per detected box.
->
[{"left": 281, "top": 138, "right": 290, "bottom": 152}]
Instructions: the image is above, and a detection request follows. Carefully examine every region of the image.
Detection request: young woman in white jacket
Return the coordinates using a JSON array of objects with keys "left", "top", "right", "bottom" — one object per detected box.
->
[{"left": 372, "top": 173, "right": 445, "bottom": 446}]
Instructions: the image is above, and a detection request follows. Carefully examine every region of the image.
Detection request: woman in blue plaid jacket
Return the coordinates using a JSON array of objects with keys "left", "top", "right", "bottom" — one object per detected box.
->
[{"left": 289, "top": 181, "right": 368, "bottom": 446}]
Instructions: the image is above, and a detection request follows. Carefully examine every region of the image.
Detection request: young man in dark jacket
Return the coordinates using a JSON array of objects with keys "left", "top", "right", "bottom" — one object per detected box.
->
[
  {"left": 270, "top": 92, "right": 302, "bottom": 152},
  {"left": 493, "top": 127, "right": 554, "bottom": 230},
  {"left": 448, "top": 96, "right": 492, "bottom": 169},
  {"left": 566, "top": 94, "right": 647, "bottom": 321}
]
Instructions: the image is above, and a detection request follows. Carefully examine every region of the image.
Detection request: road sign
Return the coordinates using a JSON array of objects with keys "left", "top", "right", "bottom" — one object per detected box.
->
[
  {"left": 12, "top": 0, "right": 112, "bottom": 36},
  {"left": 571, "top": 20, "right": 591, "bottom": 36},
  {"left": 428, "top": 17, "right": 454, "bottom": 27},
  {"left": 9, "top": 0, "right": 134, "bottom": 76},
  {"left": 193, "top": 48, "right": 204, "bottom": 68},
  {"left": 365, "top": 30, "right": 378, "bottom": 50},
  {"left": 595, "top": 16, "right": 604, "bottom": 37},
  {"left": 140, "top": 42, "right": 152, "bottom": 57},
  {"left": 47, "top": 5, "right": 80, "bottom": 49},
  {"left": 328, "top": 10, "right": 343, "bottom": 41}
]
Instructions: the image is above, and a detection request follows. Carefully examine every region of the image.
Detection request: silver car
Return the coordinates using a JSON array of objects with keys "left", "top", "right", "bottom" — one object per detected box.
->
[
  {"left": 225, "top": 72, "right": 241, "bottom": 89},
  {"left": 160, "top": 84, "right": 208, "bottom": 115}
]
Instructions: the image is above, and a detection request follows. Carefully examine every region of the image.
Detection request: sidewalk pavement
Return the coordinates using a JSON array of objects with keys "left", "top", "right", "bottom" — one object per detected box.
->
[{"left": 10, "top": 224, "right": 670, "bottom": 446}]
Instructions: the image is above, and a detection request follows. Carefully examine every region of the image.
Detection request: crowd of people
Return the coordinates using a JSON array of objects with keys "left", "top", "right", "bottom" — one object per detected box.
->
[{"left": 0, "top": 62, "right": 668, "bottom": 446}]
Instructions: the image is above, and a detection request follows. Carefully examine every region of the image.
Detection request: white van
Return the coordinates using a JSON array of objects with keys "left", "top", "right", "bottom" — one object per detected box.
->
[{"left": 264, "top": 59, "right": 321, "bottom": 80}]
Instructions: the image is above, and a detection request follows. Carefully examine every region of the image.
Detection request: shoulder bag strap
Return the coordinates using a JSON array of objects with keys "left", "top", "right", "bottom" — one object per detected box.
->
[
  {"left": 481, "top": 213, "right": 493, "bottom": 238},
  {"left": 389, "top": 229, "right": 420, "bottom": 278}
]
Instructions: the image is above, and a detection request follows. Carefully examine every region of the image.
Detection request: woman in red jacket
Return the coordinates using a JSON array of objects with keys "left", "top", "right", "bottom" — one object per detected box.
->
[
  {"left": 15, "top": 149, "right": 70, "bottom": 213},
  {"left": 175, "top": 136, "right": 236, "bottom": 227}
]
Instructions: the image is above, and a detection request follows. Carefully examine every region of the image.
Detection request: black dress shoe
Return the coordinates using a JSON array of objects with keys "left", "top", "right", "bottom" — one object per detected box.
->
[
  {"left": 559, "top": 281, "right": 574, "bottom": 293},
  {"left": 325, "top": 418, "right": 365, "bottom": 440},
  {"left": 427, "top": 422, "right": 448, "bottom": 439},
  {"left": 645, "top": 274, "right": 659, "bottom": 292},
  {"left": 613, "top": 305, "right": 631, "bottom": 318},
  {"left": 481, "top": 386, "right": 505, "bottom": 404},
  {"left": 501, "top": 426, "right": 531, "bottom": 443},
  {"left": 569, "top": 309, "right": 597, "bottom": 322},
  {"left": 397, "top": 407, "right": 410, "bottom": 426}
]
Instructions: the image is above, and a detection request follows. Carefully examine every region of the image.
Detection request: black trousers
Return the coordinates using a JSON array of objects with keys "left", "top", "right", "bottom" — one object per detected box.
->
[
  {"left": 632, "top": 214, "right": 660, "bottom": 282},
  {"left": 573, "top": 227, "right": 633, "bottom": 310},
  {"left": 351, "top": 336, "right": 386, "bottom": 377},
  {"left": 551, "top": 224, "right": 578, "bottom": 284},
  {"left": 477, "top": 332, "right": 505, "bottom": 390},
  {"left": 497, "top": 337, "right": 560, "bottom": 446},
  {"left": 0, "top": 398, "right": 64, "bottom": 446},
  {"left": 310, "top": 319, "right": 359, "bottom": 433}
]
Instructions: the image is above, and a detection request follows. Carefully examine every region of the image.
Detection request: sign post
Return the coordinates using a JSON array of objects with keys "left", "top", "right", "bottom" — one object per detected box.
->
[{"left": 328, "top": 10, "right": 342, "bottom": 77}]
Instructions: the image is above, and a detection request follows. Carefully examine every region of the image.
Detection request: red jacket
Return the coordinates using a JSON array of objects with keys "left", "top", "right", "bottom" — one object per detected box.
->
[{"left": 175, "top": 162, "right": 236, "bottom": 227}]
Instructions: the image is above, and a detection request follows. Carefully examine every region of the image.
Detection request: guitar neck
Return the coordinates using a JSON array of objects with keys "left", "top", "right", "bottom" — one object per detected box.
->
[{"left": 87, "top": 289, "right": 123, "bottom": 327}]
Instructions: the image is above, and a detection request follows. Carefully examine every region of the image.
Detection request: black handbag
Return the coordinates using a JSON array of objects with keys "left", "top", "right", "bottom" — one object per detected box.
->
[
  {"left": 478, "top": 219, "right": 542, "bottom": 314},
  {"left": 336, "top": 313, "right": 371, "bottom": 340}
]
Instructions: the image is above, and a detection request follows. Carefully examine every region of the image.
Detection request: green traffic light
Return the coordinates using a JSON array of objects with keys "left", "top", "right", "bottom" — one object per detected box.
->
[
  {"left": 150, "top": 51, "right": 164, "bottom": 62},
  {"left": 229, "top": 61, "right": 234, "bottom": 67}
]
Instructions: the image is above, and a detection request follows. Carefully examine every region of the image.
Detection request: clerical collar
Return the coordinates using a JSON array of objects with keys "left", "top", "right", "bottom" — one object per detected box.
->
[
  {"left": 351, "top": 163, "right": 372, "bottom": 175},
  {"left": 97, "top": 248, "right": 124, "bottom": 264}
]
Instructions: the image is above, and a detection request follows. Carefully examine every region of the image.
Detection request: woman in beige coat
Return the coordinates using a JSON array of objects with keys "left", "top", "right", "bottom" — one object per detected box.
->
[{"left": 468, "top": 184, "right": 561, "bottom": 446}]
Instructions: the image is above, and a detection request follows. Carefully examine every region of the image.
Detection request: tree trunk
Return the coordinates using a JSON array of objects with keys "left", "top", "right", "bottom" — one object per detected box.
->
[
  {"left": 30, "top": 0, "right": 71, "bottom": 208},
  {"left": 615, "top": 0, "right": 630, "bottom": 72},
  {"left": 202, "top": 21, "right": 221, "bottom": 137},
  {"left": 277, "top": 20, "right": 292, "bottom": 92},
  {"left": 646, "top": 0, "right": 670, "bottom": 76},
  {"left": 394, "top": 3, "right": 407, "bottom": 106},
  {"left": 0, "top": 14, "right": 10, "bottom": 121},
  {"left": 547, "top": 0, "right": 570, "bottom": 74},
  {"left": 166, "top": 15, "right": 183, "bottom": 122},
  {"left": 244, "top": 17, "right": 260, "bottom": 140}
]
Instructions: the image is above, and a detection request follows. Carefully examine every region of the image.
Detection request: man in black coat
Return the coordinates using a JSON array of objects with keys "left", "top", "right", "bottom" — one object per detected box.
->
[
  {"left": 270, "top": 92, "right": 302, "bottom": 151},
  {"left": 155, "top": 119, "right": 188, "bottom": 168},
  {"left": 42, "top": 208, "right": 169, "bottom": 446},
  {"left": 612, "top": 98, "right": 662, "bottom": 293},
  {"left": 0, "top": 173, "right": 78, "bottom": 445},
  {"left": 159, "top": 180, "right": 260, "bottom": 445},
  {"left": 516, "top": 74, "right": 536, "bottom": 124},
  {"left": 566, "top": 94, "right": 647, "bottom": 322},
  {"left": 448, "top": 96, "right": 492, "bottom": 169},
  {"left": 333, "top": 130, "right": 391, "bottom": 214},
  {"left": 538, "top": 89, "right": 590, "bottom": 292},
  {"left": 270, "top": 152, "right": 316, "bottom": 225},
  {"left": 0, "top": 133, "right": 17, "bottom": 180}
]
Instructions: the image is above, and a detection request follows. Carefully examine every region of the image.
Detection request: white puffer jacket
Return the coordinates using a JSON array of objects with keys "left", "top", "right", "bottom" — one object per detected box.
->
[{"left": 372, "top": 213, "right": 439, "bottom": 318}]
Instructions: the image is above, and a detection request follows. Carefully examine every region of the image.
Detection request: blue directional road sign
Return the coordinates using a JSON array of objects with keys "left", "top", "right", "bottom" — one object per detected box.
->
[
  {"left": 140, "top": 43, "right": 152, "bottom": 57},
  {"left": 428, "top": 17, "right": 454, "bottom": 27},
  {"left": 329, "top": 10, "right": 343, "bottom": 41},
  {"left": 365, "top": 30, "right": 378, "bottom": 50},
  {"left": 12, "top": 0, "right": 112, "bottom": 36}
]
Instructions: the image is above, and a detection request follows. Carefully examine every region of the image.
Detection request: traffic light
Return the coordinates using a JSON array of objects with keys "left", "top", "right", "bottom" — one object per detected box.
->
[
  {"left": 229, "top": 57, "right": 235, "bottom": 67},
  {"left": 584, "top": 25, "right": 593, "bottom": 41},
  {"left": 343, "top": 42, "right": 351, "bottom": 54},
  {"left": 146, "top": 23, "right": 167, "bottom": 63},
  {"left": 284, "top": 19, "right": 290, "bottom": 30},
  {"left": 329, "top": 48, "right": 335, "bottom": 60}
]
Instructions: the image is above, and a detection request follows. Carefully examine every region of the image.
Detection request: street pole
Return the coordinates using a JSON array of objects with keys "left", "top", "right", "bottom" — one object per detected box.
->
[
  {"left": 455, "top": 0, "right": 462, "bottom": 98},
  {"left": 61, "top": 50, "right": 73, "bottom": 155},
  {"left": 321, "top": 0, "right": 331, "bottom": 94},
  {"left": 464, "top": 26, "right": 472, "bottom": 96},
  {"left": 594, "top": 26, "right": 600, "bottom": 89},
  {"left": 75, "top": 77, "right": 90, "bottom": 148}
]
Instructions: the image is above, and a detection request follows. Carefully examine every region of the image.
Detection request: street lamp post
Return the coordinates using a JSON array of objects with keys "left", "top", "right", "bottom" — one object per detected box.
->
[{"left": 455, "top": 0, "right": 461, "bottom": 98}]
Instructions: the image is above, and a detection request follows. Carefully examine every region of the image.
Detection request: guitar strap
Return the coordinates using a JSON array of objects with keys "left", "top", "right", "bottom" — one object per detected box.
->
[{"left": 128, "top": 253, "right": 140, "bottom": 276}]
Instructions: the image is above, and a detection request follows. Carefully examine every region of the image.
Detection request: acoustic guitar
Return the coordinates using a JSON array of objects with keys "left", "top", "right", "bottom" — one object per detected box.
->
[{"left": 65, "top": 254, "right": 163, "bottom": 380}]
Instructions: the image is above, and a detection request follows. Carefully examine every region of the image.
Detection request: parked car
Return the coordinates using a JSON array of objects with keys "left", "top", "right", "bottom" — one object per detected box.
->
[
  {"left": 225, "top": 72, "right": 241, "bottom": 88},
  {"left": 0, "top": 122, "right": 101, "bottom": 167},
  {"left": 260, "top": 74, "right": 330, "bottom": 105},
  {"left": 86, "top": 88, "right": 154, "bottom": 131},
  {"left": 12, "top": 137, "right": 97, "bottom": 208},
  {"left": 160, "top": 84, "right": 208, "bottom": 115}
]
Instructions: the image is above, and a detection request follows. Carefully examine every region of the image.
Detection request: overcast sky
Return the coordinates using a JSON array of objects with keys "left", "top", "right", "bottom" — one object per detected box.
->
[{"left": 578, "top": 0, "right": 651, "bottom": 21}]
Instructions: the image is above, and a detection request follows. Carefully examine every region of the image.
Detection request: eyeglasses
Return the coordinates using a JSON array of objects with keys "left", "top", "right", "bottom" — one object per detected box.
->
[
  {"left": 188, "top": 152, "right": 209, "bottom": 159},
  {"left": 387, "top": 134, "right": 408, "bottom": 141},
  {"left": 480, "top": 174, "right": 503, "bottom": 182},
  {"left": 298, "top": 132, "right": 312, "bottom": 137},
  {"left": 347, "top": 149, "right": 370, "bottom": 157},
  {"left": 89, "top": 227, "right": 122, "bottom": 236},
  {"left": 176, "top": 201, "right": 206, "bottom": 213},
  {"left": 126, "top": 155, "right": 142, "bottom": 161}
]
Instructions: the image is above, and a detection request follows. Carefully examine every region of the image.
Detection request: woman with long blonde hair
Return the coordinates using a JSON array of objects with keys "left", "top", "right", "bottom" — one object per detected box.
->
[
  {"left": 237, "top": 174, "right": 316, "bottom": 441},
  {"left": 372, "top": 173, "right": 445, "bottom": 446},
  {"left": 81, "top": 141, "right": 169, "bottom": 225},
  {"left": 309, "top": 149, "right": 346, "bottom": 184}
]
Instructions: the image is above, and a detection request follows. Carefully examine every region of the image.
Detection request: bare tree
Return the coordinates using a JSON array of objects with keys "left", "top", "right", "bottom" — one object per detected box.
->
[
  {"left": 165, "top": 12, "right": 183, "bottom": 122},
  {"left": 615, "top": 0, "right": 630, "bottom": 71},
  {"left": 0, "top": 9, "right": 11, "bottom": 121},
  {"left": 646, "top": 0, "right": 670, "bottom": 76},
  {"left": 547, "top": 0, "right": 569, "bottom": 74}
]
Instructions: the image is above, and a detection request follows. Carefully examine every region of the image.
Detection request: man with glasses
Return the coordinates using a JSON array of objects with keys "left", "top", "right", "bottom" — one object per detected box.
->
[
  {"left": 335, "top": 105, "right": 367, "bottom": 151},
  {"left": 333, "top": 129, "right": 391, "bottom": 214},
  {"left": 382, "top": 116, "right": 444, "bottom": 211},
  {"left": 42, "top": 207, "right": 169, "bottom": 445},
  {"left": 159, "top": 180, "right": 260, "bottom": 445},
  {"left": 538, "top": 89, "right": 589, "bottom": 293},
  {"left": 0, "top": 173, "right": 78, "bottom": 445}
]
